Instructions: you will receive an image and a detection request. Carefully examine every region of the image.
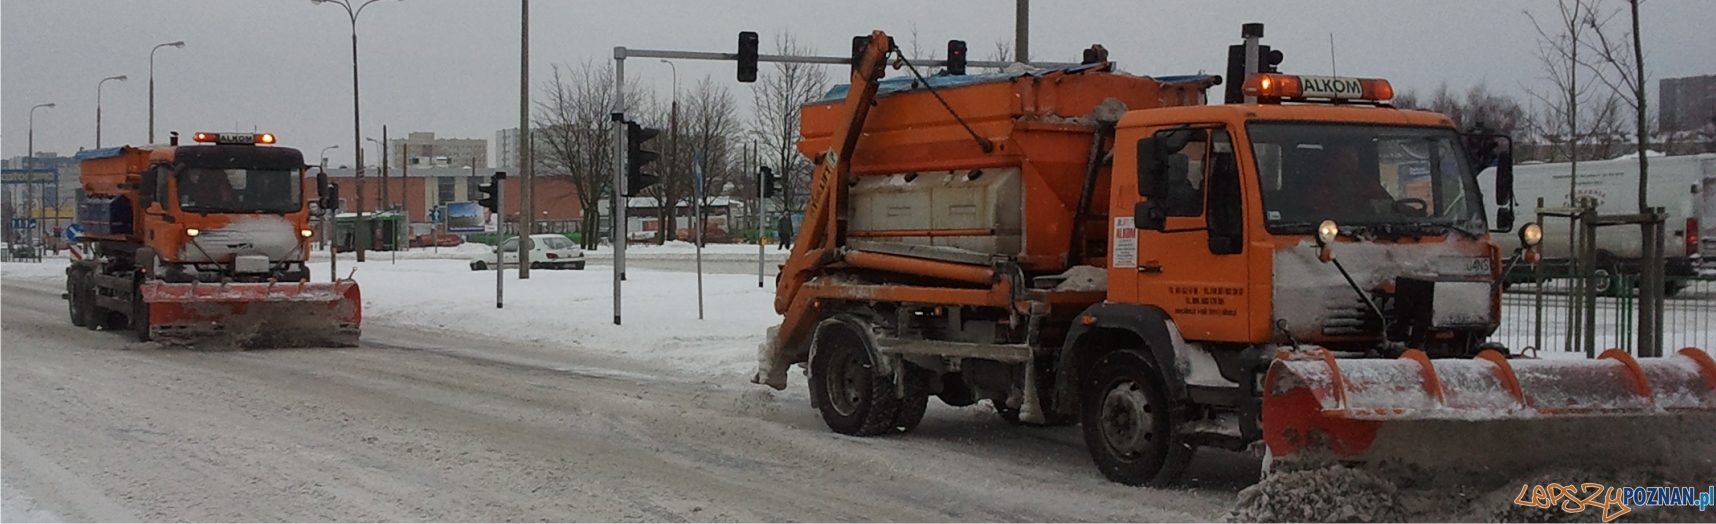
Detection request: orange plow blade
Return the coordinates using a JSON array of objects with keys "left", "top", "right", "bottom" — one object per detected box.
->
[
  {"left": 1262, "top": 347, "right": 1716, "bottom": 486},
  {"left": 141, "top": 280, "right": 361, "bottom": 348}
]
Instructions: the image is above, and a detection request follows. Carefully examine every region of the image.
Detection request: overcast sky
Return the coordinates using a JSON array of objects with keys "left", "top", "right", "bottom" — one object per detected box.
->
[{"left": 3, "top": 0, "right": 1711, "bottom": 166}]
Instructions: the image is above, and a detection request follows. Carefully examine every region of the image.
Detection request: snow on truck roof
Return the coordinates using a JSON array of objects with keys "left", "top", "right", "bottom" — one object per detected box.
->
[
  {"left": 810, "top": 62, "right": 1217, "bottom": 104},
  {"left": 73, "top": 147, "right": 130, "bottom": 160}
]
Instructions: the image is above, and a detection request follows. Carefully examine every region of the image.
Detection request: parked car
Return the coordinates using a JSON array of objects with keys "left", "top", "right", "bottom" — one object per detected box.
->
[{"left": 470, "top": 234, "right": 585, "bottom": 270}]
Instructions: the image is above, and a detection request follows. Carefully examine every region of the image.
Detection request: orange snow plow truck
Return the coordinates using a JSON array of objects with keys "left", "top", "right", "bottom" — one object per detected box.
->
[
  {"left": 66, "top": 132, "right": 360, "bottom": 347},
  {"left": 756, "top": 29, "right": 1716, "bottom": 487}
]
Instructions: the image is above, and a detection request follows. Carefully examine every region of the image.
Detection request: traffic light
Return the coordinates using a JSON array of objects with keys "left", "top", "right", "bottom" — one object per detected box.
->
[
  {"left": 946, "top": 40, "right": 967, "bottom": 75},
  {"left": 624, "top": 121, "right": 661, "bottom": 197},
  {"left": 738, "top": 31, "right": 759, "bottom": 83},
  {"left": 851, "top": 35, "right": 871, "bottom": 76},
  {"left": 322, "top": 182, "right": 340, "bottom": 212},
  {"left": 1262, "top": 46, "right": 1284, "bottom": 73},
  {"left": 761, "top": 166, "right": 778, "bottom": 198},
  {"left": 477, "top": 172, "right": 506, "bottom": 213}
]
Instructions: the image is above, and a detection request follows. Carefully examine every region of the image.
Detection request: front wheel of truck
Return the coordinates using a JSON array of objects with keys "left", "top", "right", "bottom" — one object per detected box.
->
[{"left": 1080, "top": 349, "right": 1192, "bottom": 486}]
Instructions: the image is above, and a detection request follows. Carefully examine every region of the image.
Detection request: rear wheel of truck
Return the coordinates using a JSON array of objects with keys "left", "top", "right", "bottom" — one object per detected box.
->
[
  {"left": 809, "top": 324, "right": 903, "bottom": 436},
  {"left": 1080, "top": 349, "right": 1192, "bottom": 486},
  {"left": 131, "top": 285, "right": 152, "bottom": 342},
  {"left": 66, "top": 267, "right": 90, "bottom": 327}
]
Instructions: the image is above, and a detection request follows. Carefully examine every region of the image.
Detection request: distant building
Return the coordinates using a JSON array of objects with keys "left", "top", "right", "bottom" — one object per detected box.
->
[
  {"left": 493, "top": 127, "right": 554, "bottom": 170},
  {"left": 1659, "top": 75, "right": 1715, "bottom": 133},
  {"left": 386, "top": 132, "right": 488, "bottom": 169}
]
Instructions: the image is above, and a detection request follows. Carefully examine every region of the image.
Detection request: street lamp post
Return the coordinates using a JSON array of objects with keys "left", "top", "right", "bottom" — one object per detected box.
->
[
  {"left": 660, "top": 59, "right": 677, "bottom": 245},
  {"left": 149, "top": 41, "right": 185, "bottom": 144},
  {"left": 315, "top": 0, "right": 398, "bottom": 262},
  {"left": 26, "top": 103, "right": 55, "bottom": 257},
  {"left": 320, "top": 144, "right": 340, "bottom": 168},
  {"left": 97, "top": 75, "right": 128, "bottom": 148}
]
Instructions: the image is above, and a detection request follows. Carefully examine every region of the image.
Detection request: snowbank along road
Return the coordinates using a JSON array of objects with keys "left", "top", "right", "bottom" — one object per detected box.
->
[{"left": 2, "top": 259, "right": 1254, "bottom": 522}]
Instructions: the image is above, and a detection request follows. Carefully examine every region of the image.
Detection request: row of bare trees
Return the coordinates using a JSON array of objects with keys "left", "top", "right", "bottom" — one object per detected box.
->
[{"left": 531, "top": 34, "right": 830, "bottom": 247}]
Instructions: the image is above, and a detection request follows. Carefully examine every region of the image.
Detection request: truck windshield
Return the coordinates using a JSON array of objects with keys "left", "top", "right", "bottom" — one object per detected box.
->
[
  {"left": 177, "top": 167, "right": 302, "bottom": 213},
  {"left": 1248, "top": 123, "right": 1485, "bottom": 237}
]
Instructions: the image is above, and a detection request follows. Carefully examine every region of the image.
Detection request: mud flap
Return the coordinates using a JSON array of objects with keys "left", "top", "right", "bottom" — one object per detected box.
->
[
  {"left": 1262, "top": 348, "right": 1716, "bottom": 486},
  {"left": 141, "top": 280, "right": 362, "bottom": 348}
]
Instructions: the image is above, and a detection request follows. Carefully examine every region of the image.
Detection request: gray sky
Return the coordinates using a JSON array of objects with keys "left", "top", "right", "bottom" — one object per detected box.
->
[{"left": 4, "top": 0, "right": 1711, "bottom": 167}]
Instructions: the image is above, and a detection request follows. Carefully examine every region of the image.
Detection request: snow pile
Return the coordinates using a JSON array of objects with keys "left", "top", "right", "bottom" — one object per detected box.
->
[
  {"left": 1225, "top": 465, "right": 1401, "bottom": 523},
  {"left": 354, "top": 259, "right": 778, "bottom": 378},
  {"left": 1051, "top": 265, "right": 1108, "bottom": 292}
]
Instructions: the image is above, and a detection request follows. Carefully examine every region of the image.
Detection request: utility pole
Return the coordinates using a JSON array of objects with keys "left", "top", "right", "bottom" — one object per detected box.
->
[
  {"left": 518, "top": 0, "right": 533, "bottom": 279},
  {"left": 1015, "top": 0, "right": 1029, "bottom": 65}
]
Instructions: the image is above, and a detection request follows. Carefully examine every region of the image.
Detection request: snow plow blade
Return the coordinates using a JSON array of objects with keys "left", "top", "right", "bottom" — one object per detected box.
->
[
  {"left": 1262, "top": 348, "right": 1716, "bottom": 485},
  {"left": 141, "top": 280, "right": 362, "bottom": 348}
]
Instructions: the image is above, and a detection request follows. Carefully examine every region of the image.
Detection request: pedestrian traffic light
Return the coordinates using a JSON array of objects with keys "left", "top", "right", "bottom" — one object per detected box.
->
[
  {"left": 738, "top": 31, "right": 759, "bottom": 83},
  {"left": 478, "top": 172, "right": 506, "bottom": 213},
  {"left": 761, "top": 166, "right": 778, "bottom": 198},
  {"left": 625, "top": 121, "right": 661, "bottom": 197},
  {"left": 946, "top": 40, "right": 967, "bottom": 75}
]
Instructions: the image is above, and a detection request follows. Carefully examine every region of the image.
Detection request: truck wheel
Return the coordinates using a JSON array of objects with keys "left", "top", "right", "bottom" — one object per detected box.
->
[
  {"left": 809, "top": 325, "right": 903, "bottom": 436},
  {"left": 891, "top": 363, "right": 931, "bottom": 433},
  {"left": 1592, "top": 266, "right": 1623, "bottom": 297},
  {"left": 1080, "top": 350, "right": 1192, "bottom": 486},
  {"left": 67, "top": 268, "right": 89, "bottom": 327},
  {"left": 131, "top": 291, "right": 152, "bottom": 342}
]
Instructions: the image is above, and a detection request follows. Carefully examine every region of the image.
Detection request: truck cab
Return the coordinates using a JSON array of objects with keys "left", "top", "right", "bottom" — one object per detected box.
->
[{"left": 1113, "top": 95, "right": 1507, "bottom": 356}]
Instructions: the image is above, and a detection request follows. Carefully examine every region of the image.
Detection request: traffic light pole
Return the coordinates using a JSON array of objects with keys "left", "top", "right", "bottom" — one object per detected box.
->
[
  {"left": 611, "top": 49, "right": 627, "bottom": 326},
  {"left": 494, "top": 173, "right": 505, "bottom": 309}
]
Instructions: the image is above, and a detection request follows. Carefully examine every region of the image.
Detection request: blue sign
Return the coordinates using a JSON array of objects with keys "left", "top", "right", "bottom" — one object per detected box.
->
[
  {"left": 428, "top": 208, "right": 444, "bottom": 222},
  {"left": 65, "top": 223, "right": 83, "bottom": 241},
  {"left": 11, "top": 218, "right": 38, "bottom": 229}
]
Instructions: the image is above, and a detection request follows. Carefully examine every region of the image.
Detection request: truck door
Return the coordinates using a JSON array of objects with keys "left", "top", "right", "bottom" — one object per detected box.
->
[{"left": 1125, "top": 126, "right": 1251, "bottom": 341}]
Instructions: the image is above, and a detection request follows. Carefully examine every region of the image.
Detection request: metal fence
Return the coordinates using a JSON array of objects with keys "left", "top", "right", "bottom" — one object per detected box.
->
[{"left": 1494, "top": 276, "right": 1716, "bottom": 357}]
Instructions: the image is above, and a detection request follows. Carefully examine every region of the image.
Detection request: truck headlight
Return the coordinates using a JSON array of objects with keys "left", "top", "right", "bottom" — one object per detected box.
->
[
  {"left": 1520, "top": 222, "right": 1543, "bottom": 247},
  {"left": 1317, "top": 220, "right": 1339, "bottom": 247},
  {"left": 300, "top": 229, "right": 314, "bottom": 238},
  {"left": 186, "top": 228, "right": 200, "bottom": 237}
]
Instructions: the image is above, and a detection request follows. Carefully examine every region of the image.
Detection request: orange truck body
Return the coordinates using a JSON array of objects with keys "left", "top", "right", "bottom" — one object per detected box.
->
[{"left": 758, "top": 31, "right": 1715, "bottom": 487}]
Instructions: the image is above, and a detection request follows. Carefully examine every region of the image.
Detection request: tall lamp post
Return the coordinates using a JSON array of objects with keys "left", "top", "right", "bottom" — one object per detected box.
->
[
  {"left": 26, "top": 103, "right": 55, "bottom": 255},
  {"left": 97, "top": 75, "right": 128, "bottom": 148},
  {"left": 319, "top": 144, "right": 340, "bottom": 169},
  {"left": 315, "top": 0, "right": 398, "bottom": 262},
  {"left": 660, "top": 59, "right": 678, "bottom": 245},
  {"left": 149, "top": 41, "right": 185, "bottom": 144}
]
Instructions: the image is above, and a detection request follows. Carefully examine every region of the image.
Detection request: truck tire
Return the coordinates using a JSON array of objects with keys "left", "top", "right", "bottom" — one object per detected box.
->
[
  {"left": 131, "top": 285, "right": 152, "bottom": 342},
  {"left": 67, "top": 267, "right": 89, "bottom": 327},
  {"left": 1080, "top": 349, "right": 1192, "bottom": 486},
  {"left": 892, "top": 363, "right": 931, "bottom": 433},
  {"left": 809, "top": 324, "right": 903, "bottom": 436}
]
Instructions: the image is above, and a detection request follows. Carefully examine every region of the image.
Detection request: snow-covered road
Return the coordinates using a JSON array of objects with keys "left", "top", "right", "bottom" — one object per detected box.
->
[{"left": 1, "top": 255, "right": 1252, "bottom": 521}]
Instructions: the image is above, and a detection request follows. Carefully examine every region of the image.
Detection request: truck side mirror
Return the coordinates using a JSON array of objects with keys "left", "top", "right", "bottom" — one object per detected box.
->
[
  {"left": 139, "top": 168, "right": 158, "bottom": 207},
  {"left": 1492, "top": 150, "right": 1514, "bottom": 232},
  {"left": 1134, "top": 201, "right": 1166, "bottom": 231}
]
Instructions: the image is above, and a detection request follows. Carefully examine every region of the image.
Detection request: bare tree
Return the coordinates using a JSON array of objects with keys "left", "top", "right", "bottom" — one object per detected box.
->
[
  {"left": 682, "top": 75, "right": 744, "bottom": 244},
  {"left": 1580, "top": 0, "right": 1650, "bottom": 212},
  {"left": 749, "top": 32, "right": 829, "bottom": 215},
  {"left": 1396, "top": 83, "right": 1528, "bottom": 137},
  {"left": 985, "top": 38, "right": 1014, "bottom": 74},
  {"left": 1523, "top": 0, "right": 1596, "bottom": 171},
  {"left": 534, "top": 61, "right": 636, "bottom": 249}
]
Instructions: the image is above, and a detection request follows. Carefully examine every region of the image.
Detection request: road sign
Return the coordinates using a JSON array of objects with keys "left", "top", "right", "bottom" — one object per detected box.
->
[
  {"left": 65, "top": 223, "right": 83, "bottom": 241},
  {"left": 11, "top": 218, "right": 37, "bottom": 229},
  {"left": 428, "top": 208, "right": 444, "bottom": 222}
]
